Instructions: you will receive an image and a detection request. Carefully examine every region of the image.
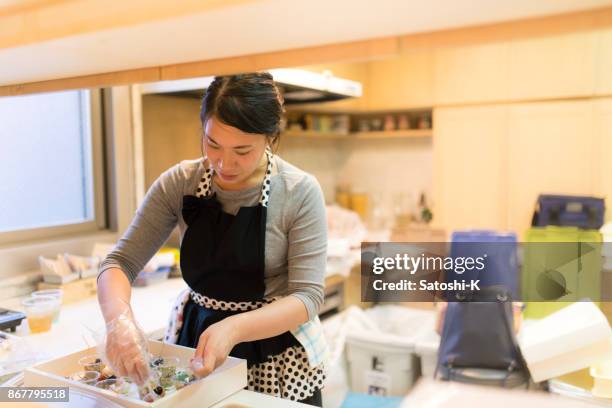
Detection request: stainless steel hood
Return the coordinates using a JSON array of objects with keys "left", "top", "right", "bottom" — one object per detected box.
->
[{"left": 139, "top": 68, "right": 363, "bottom": 105}]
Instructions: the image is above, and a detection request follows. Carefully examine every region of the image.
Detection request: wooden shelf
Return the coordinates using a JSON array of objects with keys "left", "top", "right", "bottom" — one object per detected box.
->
[
  {"left": 352, "top": 129, "right": 432, "bottom": 139},
  {"left": 282, "top": 129, "right": 432, "bottom": 140},
  {"left": 282, "top": 130, "right": 348, "bottom": 139}
]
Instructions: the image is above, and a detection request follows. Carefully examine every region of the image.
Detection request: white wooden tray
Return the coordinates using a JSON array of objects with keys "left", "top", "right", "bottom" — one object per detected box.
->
[{"left": 23, "top": 340, "right": 247, "bottom": 408}]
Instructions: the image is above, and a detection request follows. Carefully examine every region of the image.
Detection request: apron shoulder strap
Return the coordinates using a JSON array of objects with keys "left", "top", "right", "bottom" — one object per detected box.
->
[{"left": 196, "top": 148, "right": 275, "bottom": 208}]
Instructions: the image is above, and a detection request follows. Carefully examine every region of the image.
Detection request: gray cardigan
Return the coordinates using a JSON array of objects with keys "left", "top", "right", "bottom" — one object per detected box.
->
[{"left": 99, "top": 155, "right": 327, "bottom": 320}]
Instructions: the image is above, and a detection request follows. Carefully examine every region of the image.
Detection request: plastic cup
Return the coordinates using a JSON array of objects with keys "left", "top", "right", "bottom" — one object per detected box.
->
[
  {"left": 68, "top": 370, "right": 100, "bottom": 386},
  {"left": 173, "top": 368, "right": 195, "bottom": 390},
  {"left": 21, "top": 296, "right": 55, "bottom": 333},
  {"left": 32, "top": 289, "right": 63, "bottom": 322},
  {"left": 95, "top": 377, "right": 133, "bottom": 395},
  {"left": 152, "top": 357, "right": 180, "bottom": 388},
  {"left": 78, "top": 355, "right": 105, "bottom": 372}
]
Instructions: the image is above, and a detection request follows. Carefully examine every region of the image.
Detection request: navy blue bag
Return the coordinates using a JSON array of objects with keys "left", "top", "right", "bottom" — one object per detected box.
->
[
  {"left": 446, "top": 230, "right": 519, "bottom": 300},
  {"left": 436, "top": 287, "right": 528, "bottom": 387},
  {"left": 532, "top": 195, "right": 605, "bottom": 229}
]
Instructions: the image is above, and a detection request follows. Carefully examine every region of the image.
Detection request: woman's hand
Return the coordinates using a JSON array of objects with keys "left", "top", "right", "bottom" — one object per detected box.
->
[
  {"left": 104, "top": 311, "right": 151, "bottom": 385},
  {"left": 190, "top": 317, "right": 240, "bottom": 378}
]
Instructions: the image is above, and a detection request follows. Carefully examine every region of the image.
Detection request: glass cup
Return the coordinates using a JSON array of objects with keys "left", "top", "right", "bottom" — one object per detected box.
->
[
  {"left": 68, "top": 370, "right": 100, "bottom": 386},
  {"left": 21, "top": 296, "right": 55, "bottom": 333},
  {"left": 32, "top": 289, "right": 63, "bottom": 323},
  {"left": 78, "top": 355, "right": 105, "bottom": 373}
]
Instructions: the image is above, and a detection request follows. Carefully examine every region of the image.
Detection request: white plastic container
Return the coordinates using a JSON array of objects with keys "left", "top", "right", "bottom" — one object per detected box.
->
[
  {"left": 518, "top": 302, "right": 612, "bottom": 382},
  {"left": 345, "top": 331, "right": 416, "bottom": 396},
  {"left": 414, "top": 332, "right": 440, "bottom": 378}
]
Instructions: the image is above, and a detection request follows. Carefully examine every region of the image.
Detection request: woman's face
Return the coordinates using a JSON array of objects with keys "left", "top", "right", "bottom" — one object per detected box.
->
[{"left": 203, "top": 116, "right": 268, "bottom": 186}]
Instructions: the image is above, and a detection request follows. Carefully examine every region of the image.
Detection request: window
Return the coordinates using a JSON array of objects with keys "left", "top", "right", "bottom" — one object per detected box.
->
[{"left": 0, "top": 89, "right": 106, "bottom": 244}]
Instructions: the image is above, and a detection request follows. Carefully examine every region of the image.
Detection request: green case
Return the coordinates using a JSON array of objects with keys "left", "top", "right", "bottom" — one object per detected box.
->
[{"left": 522, "top": 226, "right": 602, "bottom": 319}]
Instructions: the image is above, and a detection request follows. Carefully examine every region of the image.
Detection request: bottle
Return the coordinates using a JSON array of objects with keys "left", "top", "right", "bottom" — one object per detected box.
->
[
  {"left": 397, "top": 115, "right": 410, "bottom": 130},
  {"left": 384, "top": 115, "right": 396, "bottom": 131},
  {"left": 350, "top": 191, "right": 369, "bottom": 221},
  {"left": 335, "top": 183, "right": 351, "bottom": 209},
  {"left": 393, "top": 192, "right": 414, "bottom": 228},
  {"left": 418, "top": 192, "right": 433, "bottom": 224}
]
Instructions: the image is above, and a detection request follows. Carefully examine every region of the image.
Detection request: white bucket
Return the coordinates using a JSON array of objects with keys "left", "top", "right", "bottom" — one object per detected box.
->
[
  {"left": 414, "top": 332, "right": 440, "bottom": 378},
  {"left": 345, "top": 331, "right": 416, "bottom": 397}
]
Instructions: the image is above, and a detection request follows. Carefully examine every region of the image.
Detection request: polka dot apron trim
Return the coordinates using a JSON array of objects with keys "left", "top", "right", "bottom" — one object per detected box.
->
[
  {"left": 248, "top": 344, "right": 326, "bottom": 401},
  {"left": 190, "top": 291, "right": 282, "bottom": 312},
  {"left": 164, "top": 291, "right": 282, "bottom": 343},
  {"left": 197, "top": 147, "right": 274, "bottom": 207}
]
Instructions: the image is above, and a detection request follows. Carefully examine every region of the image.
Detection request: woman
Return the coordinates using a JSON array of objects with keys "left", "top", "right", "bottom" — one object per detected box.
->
[{"left": 97, "top": 72, "right": 328, "bottom": 406}]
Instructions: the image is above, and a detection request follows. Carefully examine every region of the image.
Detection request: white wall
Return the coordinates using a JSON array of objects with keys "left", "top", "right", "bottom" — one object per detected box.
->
[{"left": 278, "top": 137, "right": 433, "bottom": 223}]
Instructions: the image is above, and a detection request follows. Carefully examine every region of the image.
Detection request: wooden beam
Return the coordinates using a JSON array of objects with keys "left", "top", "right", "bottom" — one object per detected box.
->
[
  {"left": 3, "top": 6, "right": 612, "bottom": 96},
  {"left": 400, "top": 6, "right": 608, "bottom": 51},
  {"left": 0, "top": 0, "right": 253, "bottom": 49},
  {"left": 160, "top": 37, "right": 399, "bottom": 80},
  {"left": 0, "top": 37, "right": 399, "bottom": 96},
  {"left": 0, "top": 67, "right": 160, "bottom": 96}
]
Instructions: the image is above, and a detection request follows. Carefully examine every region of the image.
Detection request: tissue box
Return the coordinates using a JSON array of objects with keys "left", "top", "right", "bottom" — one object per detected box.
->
[
  {"left": 519, "top": 302, "right": 611, "bottom": 382},
  {"left": 24, "top": 340, "right": 247, "bottom": 408}
]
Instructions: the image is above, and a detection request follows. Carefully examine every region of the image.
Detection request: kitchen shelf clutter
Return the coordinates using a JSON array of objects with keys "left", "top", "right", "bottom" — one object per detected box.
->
[{"left": 282, "top": 108, "right": 433, "bottom": 140}]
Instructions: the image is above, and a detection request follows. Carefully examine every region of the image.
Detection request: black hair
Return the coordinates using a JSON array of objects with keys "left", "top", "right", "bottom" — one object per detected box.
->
[{"left": 200, "top": 72, "right": 284, "bottom": 146}]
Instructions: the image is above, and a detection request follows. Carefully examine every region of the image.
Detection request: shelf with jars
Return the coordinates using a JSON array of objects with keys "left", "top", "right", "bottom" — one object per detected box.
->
[{"left": 282, "top": 108, "right": 433, "bottom": 140}]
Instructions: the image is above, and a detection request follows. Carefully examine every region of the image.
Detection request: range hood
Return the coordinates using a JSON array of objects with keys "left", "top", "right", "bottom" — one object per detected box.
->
[{"left": 139, "top": 68, "right": 363, "bottom": 105}]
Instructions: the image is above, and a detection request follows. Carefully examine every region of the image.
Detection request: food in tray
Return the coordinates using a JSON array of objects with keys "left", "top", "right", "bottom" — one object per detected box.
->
[
  {"left": 173, "top": 369, "right": 196, "bottom": 390},
  {"left": 67, "top": 370, "right": 100, "bottom": 385},
  {"left": 67, "top": 354, "right": 199, "bottom": 402},
  {"left": 78, "top": 355, "right": 105, "bottom": 373},
  {"left": 99, "top": 365, "right": 115, "bottom": 380},
  {"left": 96, "top": 377, "right": 138, "bottom": 399},
  {"left": 153, "top": 356, "right": 180, "bottom": 388},
  {"left": 138, "top": 378, "right": 165, "bottom": 402}
]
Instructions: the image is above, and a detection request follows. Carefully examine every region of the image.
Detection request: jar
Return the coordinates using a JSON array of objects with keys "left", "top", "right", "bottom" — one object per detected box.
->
[{"left": 350, "top": 192, "right": 369, "bottom": 221}]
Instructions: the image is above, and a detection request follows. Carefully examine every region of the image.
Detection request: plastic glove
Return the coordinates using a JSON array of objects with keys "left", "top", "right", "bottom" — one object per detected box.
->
[{"left": 101, "top": 303, "right": 151, "bottom": 386}]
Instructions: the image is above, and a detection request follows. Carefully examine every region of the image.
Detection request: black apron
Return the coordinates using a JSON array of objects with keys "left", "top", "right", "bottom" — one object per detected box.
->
[{"left": 176, "top": 150, "right": 300, "bottom": 367}]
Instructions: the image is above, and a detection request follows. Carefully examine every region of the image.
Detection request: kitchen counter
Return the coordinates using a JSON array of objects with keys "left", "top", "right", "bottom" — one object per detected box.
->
[
  {"left": 0, "top": 278, "right": 309, "bottom": 407},
  {"left": 0, "top": 278, "right": 189, "bottom": 355}
]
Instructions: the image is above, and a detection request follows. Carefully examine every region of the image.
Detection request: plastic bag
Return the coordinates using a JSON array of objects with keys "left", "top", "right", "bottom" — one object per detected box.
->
[{"left": 0, "top": 332, "right": 51, "bottom": 381}]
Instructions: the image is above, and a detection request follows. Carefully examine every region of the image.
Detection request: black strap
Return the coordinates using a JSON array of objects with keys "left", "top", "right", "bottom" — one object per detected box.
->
[
  {"left": 549, "top": 205, "right": 561, "bottom": 225},
  {"left": 499, "top": 300, "right": 529, "bottom": 389}
]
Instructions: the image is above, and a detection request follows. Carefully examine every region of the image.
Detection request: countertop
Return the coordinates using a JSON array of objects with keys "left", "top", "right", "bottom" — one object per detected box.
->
[{"left": 0, "top": 278, "right": 309, "bottom": 407}]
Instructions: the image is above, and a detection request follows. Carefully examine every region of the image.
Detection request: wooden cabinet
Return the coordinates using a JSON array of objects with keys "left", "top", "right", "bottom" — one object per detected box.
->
[
  {"left": 505, "top": 101, "right": 597, "bottom": 234},
  {"left": 432, "top": 105, "right": 508, "bottom": 231},
  {"left": 367, "top": 50, "right": 434, "bottom": 110},
  {"left": 594, "top": 99, "right": 612, "bottom": 222},
  {"left": 429, "top": 31, "right": 598, "bottom": 105},
  {"left": 433, "top": 43, "right": 510, "bottom": 105},
  {"left": 433, "top": 100, "right": 606, "bottom": 235},
  {"left": 595, "top": 28, "right": 612, "bottom": 96},
  {"left": 507, "top": 32, "right": 596, "bottom": 100}
]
